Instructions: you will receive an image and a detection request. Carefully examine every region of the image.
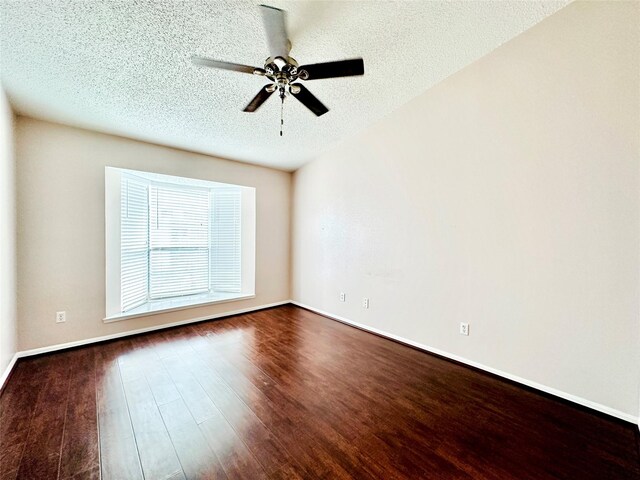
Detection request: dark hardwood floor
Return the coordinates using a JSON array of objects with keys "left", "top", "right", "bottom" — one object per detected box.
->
[{"left": 1, "top": 305, "right": 638, "bottom": 479}]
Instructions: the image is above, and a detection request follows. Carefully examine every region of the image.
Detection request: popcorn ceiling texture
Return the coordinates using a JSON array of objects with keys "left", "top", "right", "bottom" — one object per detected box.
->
[{"left": 0, "top": 0, "right": 568, "bottom": 170}]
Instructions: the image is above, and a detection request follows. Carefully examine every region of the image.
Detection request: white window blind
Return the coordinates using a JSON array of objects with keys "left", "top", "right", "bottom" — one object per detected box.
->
[
  {"left": 114, "top": 168, "right": 247, "bottom": 317},
  {"left": 121, "top": 176, "right": 149, "bottom": 312},
  {"left": 211, "top": 188, "right": 242, "bottom": 292},
  {"left": 149, "top": 184, "right": 210, "bottom": 299}
]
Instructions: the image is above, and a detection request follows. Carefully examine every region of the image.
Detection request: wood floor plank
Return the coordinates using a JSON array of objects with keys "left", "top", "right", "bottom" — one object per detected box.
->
[
  {"left": 121, "top": 375, "right": 185, "bottom": 480},
  {"left": 15, "top": 354, "right": 71, "bottom": 480},
  {"left": 267, "top": 463, "right": 307, "bottom": 480},
  {"left": 198, "top": 413, "right": 269, "bottom": 480},
  {"left": 0, "top": 366, "right": 30, "bottom": 422},
  {"left": 157, "top": 340, "right": 271, "bottom": 480},
  {"left": 58, "top": 348, "right": 99, "bottom": 480},
  {"left": 1, "top": 305, "right": 638, "bottom": 479},
  {"left": 63, "top": 465, "right": 100, "bottom": 480},
  {"left": 0, "top": 446, "right": 22, "bottom": 480},
  {"left": 0, "top": 361, "right": 43, "bottom": 478},
  {"left": 159, "top": 398, "right": 228, "bottom": 480},
  {"left": 0, "top": 471, "right": 18, "bottom": 480},
  {"left": 162, "top": 356, "right": 220, "bottom": 424},
  {"left": 183, "top": 355, "right": 294, "bottom": 475},
  {"left": 95, "top": 343, "right": 144, "bottom": 480},
  {"left": 146, "top": 366, "right": 182, "bottom": 406}
]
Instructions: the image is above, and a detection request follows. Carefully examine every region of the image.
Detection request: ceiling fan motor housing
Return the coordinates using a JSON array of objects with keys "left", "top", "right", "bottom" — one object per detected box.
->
[{"left": 261, "top": 57, "right": 305, "bottom": 97}]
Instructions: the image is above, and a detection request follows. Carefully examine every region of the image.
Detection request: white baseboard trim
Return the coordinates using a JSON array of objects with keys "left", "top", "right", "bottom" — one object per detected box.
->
[
  {"left": 0, "top": 352, "right": 19, "bottom": 392},
  {"left": 16, "top": 300, "right": 291, "bottom": 358},
  {"left": 291, "top": 301, "right": 639, "bottom": 426}
]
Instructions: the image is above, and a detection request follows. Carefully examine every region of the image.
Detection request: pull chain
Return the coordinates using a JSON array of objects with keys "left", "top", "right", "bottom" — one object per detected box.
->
[{"left": 280, "top": 94, "right": 284, "bottom": 137}]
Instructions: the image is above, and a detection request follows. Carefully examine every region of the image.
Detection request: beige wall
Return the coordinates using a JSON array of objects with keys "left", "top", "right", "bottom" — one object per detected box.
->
[
  {"left": 292, "top": 1, "right": 640, "bottom": 418},
  {"left": 16, "top": 118, "right": 291, "bottom": 350},
  {"left": 0, "top": 89, "right": 17, "bottom": 377}
]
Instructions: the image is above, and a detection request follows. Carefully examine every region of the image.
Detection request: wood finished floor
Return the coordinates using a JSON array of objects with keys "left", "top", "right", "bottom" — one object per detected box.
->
[{"left": 1, "top": 305, "right": 639, "bottom": 480}]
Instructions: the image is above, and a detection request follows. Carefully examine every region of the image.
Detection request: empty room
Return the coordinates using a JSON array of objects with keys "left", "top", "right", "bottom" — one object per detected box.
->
[{"left": 0, "top": 1, "right": 639, "bottom": 478}]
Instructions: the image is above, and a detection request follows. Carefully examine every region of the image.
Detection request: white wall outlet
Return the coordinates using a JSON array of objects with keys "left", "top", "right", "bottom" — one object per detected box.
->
[
  {"left": 339, "top": 292, "right": 346, "bottom": 302},
  {"left": 56, "top": 311, "right": 66, "bottom": 323},
  {"left": 460, "top": 322, "right": 469, "bottom": 336},
  {"left": 362, "top": 298, "right": 370, "bottom": 309}
]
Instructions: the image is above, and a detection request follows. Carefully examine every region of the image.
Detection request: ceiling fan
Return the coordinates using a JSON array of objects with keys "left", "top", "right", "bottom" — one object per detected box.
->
[{"left": 191, "top": 4, "right": 365, "bottom": 135}]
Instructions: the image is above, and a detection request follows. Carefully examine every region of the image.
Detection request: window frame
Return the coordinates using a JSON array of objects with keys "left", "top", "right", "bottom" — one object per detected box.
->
[{"left": 104, "top": 167, "right": 256, "bottom": 322}]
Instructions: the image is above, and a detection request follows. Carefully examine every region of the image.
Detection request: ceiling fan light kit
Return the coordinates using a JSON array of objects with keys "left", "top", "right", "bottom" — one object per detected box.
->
[{"left": 191, "top": 4, "right": 365, "bottom": 136}]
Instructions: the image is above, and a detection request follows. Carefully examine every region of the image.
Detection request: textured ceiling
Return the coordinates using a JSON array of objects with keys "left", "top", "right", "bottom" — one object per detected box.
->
[{"left": 0, "top": 1, "right": 568, "bottom": 170}]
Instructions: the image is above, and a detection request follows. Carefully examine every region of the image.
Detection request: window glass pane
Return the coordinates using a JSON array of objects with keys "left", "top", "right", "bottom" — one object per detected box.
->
[
  {"left": 149, "top": 249, "right": 210, "bottom": 297},
  {"left": 121, "top": 176, "right": 149, "bottom": 311},
  {"left": 211, "top": 188, "right": 242, "bottom": 293},
  {"left": 149, "top": 185, "right": 210, "bottom": 298}
]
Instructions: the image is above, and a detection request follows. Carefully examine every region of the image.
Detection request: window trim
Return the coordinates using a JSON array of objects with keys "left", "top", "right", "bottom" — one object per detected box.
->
[{"left": 105, "top": 167, "right": 256, "bottom": 322}]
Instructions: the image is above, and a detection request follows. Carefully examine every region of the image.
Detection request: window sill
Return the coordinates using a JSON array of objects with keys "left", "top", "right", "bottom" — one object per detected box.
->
[{"left": 103, "top": 292, "right": 256, "bottom": 323}]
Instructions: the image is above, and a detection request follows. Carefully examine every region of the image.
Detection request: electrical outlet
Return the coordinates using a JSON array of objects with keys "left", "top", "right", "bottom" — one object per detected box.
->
[
  {"left": 460, "top": 322, "right": 469, "bottom": 336},
  {"left": 56, "top": 311, "right": 66, "bottom": 323},
  {"left": 362, "top": 298, "right": 370, "bottom": 309},
  {"left": 339, "top": 292, "right": 346, "bottom": 302}
]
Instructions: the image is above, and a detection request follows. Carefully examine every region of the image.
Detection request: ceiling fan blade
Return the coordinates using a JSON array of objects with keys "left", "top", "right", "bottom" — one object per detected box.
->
[
  {"left": 290, "top": 84, "right": 328, "bottom": 117},
  {"left": 298, "top": 58, "right": 364, "bottom": 80},
  {"left": 259, "top": 4, "right": 290, "bottom": 59},
  {"left": 243, "top": 85, "right": 275, "bottom": 112},
  {"left": 191, "top": 56, "right": 259, "bottom": 75}
]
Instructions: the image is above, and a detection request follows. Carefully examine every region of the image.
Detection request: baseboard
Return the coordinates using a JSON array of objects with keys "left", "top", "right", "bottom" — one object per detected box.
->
[
  {"left": 291, "top": 301, "right": 639, "bottom": 426},
  {"left": 16, "top": 300, "right": 291, "bottom": 358},
  {"left": 0, "top": 352, "right": 19, "bottom": 392}
]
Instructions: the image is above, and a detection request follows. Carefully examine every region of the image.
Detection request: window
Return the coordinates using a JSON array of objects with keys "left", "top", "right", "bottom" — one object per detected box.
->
[{"left": 105, "top": 167, "right": 255, "bottom": 321}]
